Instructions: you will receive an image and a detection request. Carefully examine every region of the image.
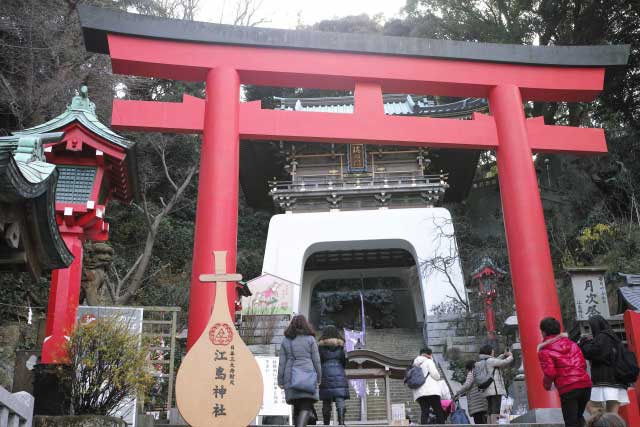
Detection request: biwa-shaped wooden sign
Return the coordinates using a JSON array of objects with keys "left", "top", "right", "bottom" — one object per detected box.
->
[{"left": 176, "top": 251, "right": 263, "bottom": 426}]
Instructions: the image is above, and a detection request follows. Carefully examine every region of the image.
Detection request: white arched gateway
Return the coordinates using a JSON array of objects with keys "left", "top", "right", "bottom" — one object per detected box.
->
[{"left": 261, "top": 207, "right": 466, "bottom": 324}]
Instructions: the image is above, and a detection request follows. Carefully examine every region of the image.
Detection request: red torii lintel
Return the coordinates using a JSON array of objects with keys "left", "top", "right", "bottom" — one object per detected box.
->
[
  {"left": 78, "top": 4, "right": 629, "bottom": 412},
  {"left": 112, "top": 94, "right": 607, "bottom": 154}
]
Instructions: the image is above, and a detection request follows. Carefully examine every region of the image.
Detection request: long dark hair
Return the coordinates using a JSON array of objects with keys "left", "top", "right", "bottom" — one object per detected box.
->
[
  {"left": 464, "top": 360, "right": 476, "bottom": 372},
  {"left": 319, "top": 325, "right": 344, "bottom": 342},
  {"left": 284, "top": 315, "right": 316, "bottom": 339},
  {"left": 589, "top": 314, "right": 613, "bottom": 337}
]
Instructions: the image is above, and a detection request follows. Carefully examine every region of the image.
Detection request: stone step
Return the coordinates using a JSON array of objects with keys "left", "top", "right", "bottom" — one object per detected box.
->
[
  {"left": 162, "top": 421, "right": 562, "bottom": 426},
  {"left": 343, "top": 328, "right": 423, "bottom": 421}
]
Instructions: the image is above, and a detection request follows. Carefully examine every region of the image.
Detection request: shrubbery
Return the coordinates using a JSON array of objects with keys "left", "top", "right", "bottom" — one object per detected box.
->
[{"left": 62, "top": 317, "right": 153, "bottom": 416}]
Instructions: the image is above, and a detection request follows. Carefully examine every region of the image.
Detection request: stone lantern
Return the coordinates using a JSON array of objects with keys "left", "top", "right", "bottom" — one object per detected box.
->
[{"left": 471, "top": 256, "right": 507, "bottom": 349}]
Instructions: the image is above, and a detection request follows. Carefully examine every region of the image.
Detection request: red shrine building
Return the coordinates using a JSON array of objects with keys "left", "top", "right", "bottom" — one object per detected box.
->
[{"left": 12, "top": 86, "right": 137, "bottom": 363}]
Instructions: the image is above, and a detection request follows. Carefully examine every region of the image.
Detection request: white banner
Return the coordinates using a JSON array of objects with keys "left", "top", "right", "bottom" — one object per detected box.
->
[{"left": 255, "top": 356, "right": 289, "bottom": 416}]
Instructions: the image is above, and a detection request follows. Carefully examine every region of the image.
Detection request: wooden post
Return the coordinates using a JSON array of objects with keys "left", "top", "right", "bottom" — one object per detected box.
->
[
  {"left": 167, "top": 310, "right": 177, "bottom": 412},
  {"left": 385, "top": 369, "right": 392, "bottom": 424}
]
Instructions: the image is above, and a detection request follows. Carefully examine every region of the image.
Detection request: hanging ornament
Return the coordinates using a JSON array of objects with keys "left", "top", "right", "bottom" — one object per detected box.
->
[
  {"left": 373, "top": 379, "right": 380, "bottom": 397},
  {"left": 351, "top": 381, "right": 361, "bottom": 398},
  {"left": 365, "top": 382, "right": 370, "bottom": 396},
  {"left": 27, "top": 305, "right": 33, "bottom": 325}
]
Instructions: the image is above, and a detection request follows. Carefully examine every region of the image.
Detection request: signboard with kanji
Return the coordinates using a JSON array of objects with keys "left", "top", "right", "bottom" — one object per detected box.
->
[
  {"left": 347, "top": 144, "right": 367, "bottom": 171},
  {"left": 569, "top": 270, "right": 610, "bottom": 321},
  {"left": 256, "top": 356, "right": 289, "bottom": 417},
  {"left": 175, "top": 252, "right": 263, "bottom": 427}
]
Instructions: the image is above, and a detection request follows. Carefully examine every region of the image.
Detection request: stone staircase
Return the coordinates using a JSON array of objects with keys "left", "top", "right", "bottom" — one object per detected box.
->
[
  {"left": 343, "top": 328, "right": 424, "bottom": 423},
  {"left": 339, "top": 317, "right": 488, "bottom": 424},
  {"left": 233, "top": 315, "right": 486, "bottom": 424}
]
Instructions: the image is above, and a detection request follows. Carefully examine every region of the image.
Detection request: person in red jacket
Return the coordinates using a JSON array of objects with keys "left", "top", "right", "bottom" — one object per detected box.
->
[{"left": 538, "top": 317, "right": 593, "bottom": 427}]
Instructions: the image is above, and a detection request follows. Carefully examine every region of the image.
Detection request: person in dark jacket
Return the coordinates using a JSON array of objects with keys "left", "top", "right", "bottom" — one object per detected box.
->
[
  {"left": 454, "top": 360, "right": 488, "bottom": 424},
  {"left": 278, "top": 315, "right": 322, "bottom": 427},
  {"left": 579, "top": 315, "right": 630, "bottom": 415},
  {"left": 538, "top": 317, "right": 592, "bottom": 427},
  {"left": 318, "top": 326, "right": 350, "bottom": 425}
]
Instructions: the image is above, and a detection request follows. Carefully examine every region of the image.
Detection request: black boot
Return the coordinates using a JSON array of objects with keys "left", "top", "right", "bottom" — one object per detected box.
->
[
  {"left": 337, "top": 408, "right": 346, "bottom": 425},
  {"left": 296, "top": 409, "right": 311, "bottom": 427},
  {"left": 322, "top": 407, "right": 331, "bottom": 425}
]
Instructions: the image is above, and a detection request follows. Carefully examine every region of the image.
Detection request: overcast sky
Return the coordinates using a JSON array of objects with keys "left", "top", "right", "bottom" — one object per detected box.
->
[{"left": 199, "top": 0, "right": 407, "bottom": 29}]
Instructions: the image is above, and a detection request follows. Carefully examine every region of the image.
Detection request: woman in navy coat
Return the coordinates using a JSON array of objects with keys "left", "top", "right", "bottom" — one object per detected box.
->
[{"left": 318, "top": 326, "right": 350, "bottom": 425}]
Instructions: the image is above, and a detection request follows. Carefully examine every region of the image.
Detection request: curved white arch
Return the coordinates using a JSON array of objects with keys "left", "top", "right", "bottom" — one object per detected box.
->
[{"left": 261, "top": 208, "right": 466, "bottom": 319}]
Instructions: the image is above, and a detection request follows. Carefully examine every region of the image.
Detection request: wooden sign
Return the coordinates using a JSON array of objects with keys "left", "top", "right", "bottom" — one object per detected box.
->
[
  {"left": 348, "top": 144, "right": 366, "bottom": 171},
  {"left": 568, "top": 268, "right": 610, "bottom": 321},
  {"left": 175, "top": 251, "right": 263, "bottom": 426}
]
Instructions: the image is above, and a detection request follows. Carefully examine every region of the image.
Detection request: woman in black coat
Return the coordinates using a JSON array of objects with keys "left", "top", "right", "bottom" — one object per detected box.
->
[
  {"left": 318, "top": 326, "right": 350, "bottom": 425},
  {"left": 579, "top": 314, "right": 630, "bottom": 414}
]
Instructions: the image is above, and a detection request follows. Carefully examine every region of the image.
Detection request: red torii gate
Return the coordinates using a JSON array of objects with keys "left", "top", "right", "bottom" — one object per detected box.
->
[{"left": 78, "top": 5, "right": 628, "bottom": 411}]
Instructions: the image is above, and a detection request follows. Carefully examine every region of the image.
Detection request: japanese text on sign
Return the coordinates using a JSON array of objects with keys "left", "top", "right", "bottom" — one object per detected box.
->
[
  {"left": 570, "top": 272, "right": 610, "bottom": 321},
  {"left": 256, "top": 356, "right": 289, "bottom": 417},
  {"left": 210, "top": 324, "right": 236, "bottom": 418}
]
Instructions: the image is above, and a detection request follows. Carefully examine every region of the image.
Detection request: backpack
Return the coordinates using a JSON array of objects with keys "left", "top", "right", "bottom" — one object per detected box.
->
[
  {"left": 473, "top": 359, "right": 496, "bottom": 391},
  {"left": 609, "top": 333, "right": 640, "bottom": 384},
  {"left": 404, "top": 364, "right": 430, "bottom": 389}
]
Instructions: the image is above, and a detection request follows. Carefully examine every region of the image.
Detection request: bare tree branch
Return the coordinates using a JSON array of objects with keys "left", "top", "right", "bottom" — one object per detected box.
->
[
  {"left": 420, "top": 216, "right": 470, "bottom": 312},
  {"left": 160, "top": 144, "right": 178, "bottom": 191},
  {"left": 113, "top": 164, "right": 197, "bottom": 304}
]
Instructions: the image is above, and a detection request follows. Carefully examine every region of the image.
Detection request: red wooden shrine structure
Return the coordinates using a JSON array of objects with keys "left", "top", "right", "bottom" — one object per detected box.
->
[
  {"left": 16, "top": 87, "right": 137, "bottom": 363},
  {"left": 77, "top": 5, "right": 629, "bottom": 411}
]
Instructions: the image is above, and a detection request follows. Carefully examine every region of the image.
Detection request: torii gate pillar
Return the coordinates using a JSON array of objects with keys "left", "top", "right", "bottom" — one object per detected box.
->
[
  {"left": 491, "top": 85, "right": 563, "bottom": 408},
  {"left": 188, "top": 67, "right": 241, "bottom": 347}
]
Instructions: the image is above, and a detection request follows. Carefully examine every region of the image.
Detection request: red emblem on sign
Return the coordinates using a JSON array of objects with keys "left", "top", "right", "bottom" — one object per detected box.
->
[{"left": 209, "top": 323, "right": 233, "bottom": 346}]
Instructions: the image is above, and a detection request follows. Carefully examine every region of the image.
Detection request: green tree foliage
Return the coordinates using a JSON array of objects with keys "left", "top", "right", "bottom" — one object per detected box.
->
[
  {"left": 62, "top": 317, "right": 153, "bottom": 416},
  {"left": 401, "top": 0, "right": 640, "bottom": 330}
]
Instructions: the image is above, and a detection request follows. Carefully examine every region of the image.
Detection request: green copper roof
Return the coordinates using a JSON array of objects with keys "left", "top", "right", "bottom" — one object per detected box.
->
[
  {"left": 14, "top": 86, "right": 133, "bottom": 149},
  {"left": 0, "top": 132, "right": 74, "bottom": 273},
  {"left": 0, "top": 133, "right": 61, "bottom": 190}
]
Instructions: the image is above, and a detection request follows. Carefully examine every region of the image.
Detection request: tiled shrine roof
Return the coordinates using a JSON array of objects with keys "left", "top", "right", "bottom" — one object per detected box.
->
[
  {"left": 15, "top": 87, "right": 131, "bottom": 150},
  {"left": 14, "top": 87, "right": 139, "bottom": 203},
  {"left": 0, "top": 133, "right": 73, "bottom": 276},
  {"left": 275, "top": 95, "right": 488, "bottom": 117}
]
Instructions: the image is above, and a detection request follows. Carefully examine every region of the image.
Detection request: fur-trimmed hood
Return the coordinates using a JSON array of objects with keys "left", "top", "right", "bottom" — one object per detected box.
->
[
  {"left": 537, "top": 333, "right": 569, "bottom": 351},
  {"left": 318, "top": 338, "right": 345, "bottom": 347}
]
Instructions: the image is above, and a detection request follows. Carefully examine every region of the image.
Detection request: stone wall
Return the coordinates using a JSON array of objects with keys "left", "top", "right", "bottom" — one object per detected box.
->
[
  {"left": 0, "top": 322, "right": 38, "bottom": 390},
  {"left": 34, "top": 416, "right": 126, "bottom": 427}
]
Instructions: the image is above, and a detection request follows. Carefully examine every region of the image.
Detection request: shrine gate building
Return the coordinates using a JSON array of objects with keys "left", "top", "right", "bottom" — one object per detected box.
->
[{"left": 77, "top": 4, "right": 629, "bottom": 413}]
